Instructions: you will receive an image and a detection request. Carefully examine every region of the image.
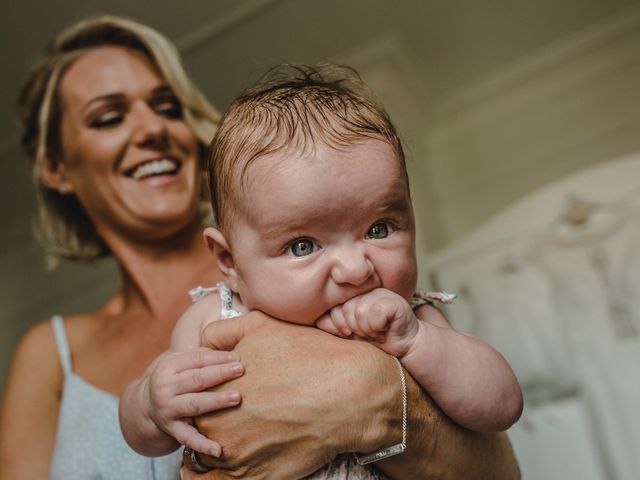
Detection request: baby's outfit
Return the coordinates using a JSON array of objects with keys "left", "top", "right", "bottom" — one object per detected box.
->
[
  {"left": 194, "top": 283, "right": 455, "bottom": 480},
  {"left": 49, "top": 316, "right": 182, "bottom": 480}
]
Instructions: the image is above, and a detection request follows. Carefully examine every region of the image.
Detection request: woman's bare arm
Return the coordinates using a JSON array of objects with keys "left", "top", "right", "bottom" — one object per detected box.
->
[
  {"left": 181, "top": 311, "right": 520, "bottom": 479},
  {"left": 0, "top": 322, "right": 63, "bottom": 479}
]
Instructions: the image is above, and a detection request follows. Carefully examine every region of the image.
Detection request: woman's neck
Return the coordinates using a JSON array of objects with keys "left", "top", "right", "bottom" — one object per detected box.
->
[{"left": 105, "top": 219, "right": 224, "bottom": 320}]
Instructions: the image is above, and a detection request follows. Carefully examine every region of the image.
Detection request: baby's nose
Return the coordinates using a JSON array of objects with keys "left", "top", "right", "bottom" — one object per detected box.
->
[{"left": 330, "top": 247, "right": 375, "bottom": 286}]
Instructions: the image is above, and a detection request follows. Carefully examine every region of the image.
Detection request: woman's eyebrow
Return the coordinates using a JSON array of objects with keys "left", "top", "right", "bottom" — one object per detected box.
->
[
  {"left": 151, "top": 85, "right": 176, "bottom": 97},
  {"left": 82, "top": 93, "right": 126, "bottom": 113},
  {"left": 82, "top": 85, "right": 175, "bottom": 113}
]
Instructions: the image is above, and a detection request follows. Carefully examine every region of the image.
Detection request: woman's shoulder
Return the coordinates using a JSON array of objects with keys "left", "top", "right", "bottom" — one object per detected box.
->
[
  {"left": 13, "top": 319, "right": 57, "bottom": 360},
  {"left": 16, "top": 312, "right": 106, "bottom": 371},
  {"left": 7, "top": 319, "right": 65, "bottom": 396},
  {"left": 12, "top": 312, "right": 97, "bottom": 366}
]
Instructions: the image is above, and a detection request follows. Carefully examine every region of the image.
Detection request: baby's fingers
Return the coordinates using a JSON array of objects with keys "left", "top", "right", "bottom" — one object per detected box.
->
[
  {"left": 172, "top": 348, "right": 239, "bottom": 374},
  {"left": 175, "top": 362, "right": 244, "bottom": 393},
  {"left": 327, "top": 306, "right": 354, "bottom": 337},
  {"left": 172, "top": 422, "right": 223, "bottom": 458},
  {"left": 175, "top": 390, "right": 241, "bottom": 418},
  {"left": 315, "top": 313, "right": 351, "bottom": 337},
  {"left": 315, "top": 315, "right": 340, "bottom": 335}
]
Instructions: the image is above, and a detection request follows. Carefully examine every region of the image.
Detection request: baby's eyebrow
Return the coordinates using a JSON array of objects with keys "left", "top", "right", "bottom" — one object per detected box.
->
[
  {"left": 375, "top": 187, "right": 412, "bottom": 215},
  {"left": 384, "top": 194, "right": 410, "bottom": 212},
  {"left": 258, "top": 220, "right": 308, "bottom": 241}
]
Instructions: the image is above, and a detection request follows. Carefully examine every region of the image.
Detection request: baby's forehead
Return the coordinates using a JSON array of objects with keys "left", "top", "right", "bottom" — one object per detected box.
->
[
  {"left": 237, "top": 138, "right": 406, "bottom": 189},
  {"left": 227, "top": 138, "right": 410, "bottom": 227}
]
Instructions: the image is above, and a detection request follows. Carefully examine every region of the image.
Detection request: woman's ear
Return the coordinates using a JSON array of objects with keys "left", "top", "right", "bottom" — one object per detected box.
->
[
  {"left": 40, "top": 155, "right": 74, "bottom": 194},
  {"left": 203, "top": 227, "right": 239, "bottom": 292}
]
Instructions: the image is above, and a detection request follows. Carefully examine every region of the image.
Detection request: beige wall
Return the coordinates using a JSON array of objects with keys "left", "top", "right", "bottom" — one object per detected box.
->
[{"left": 424, "top": 8, "right": 640, "bottom": 243}]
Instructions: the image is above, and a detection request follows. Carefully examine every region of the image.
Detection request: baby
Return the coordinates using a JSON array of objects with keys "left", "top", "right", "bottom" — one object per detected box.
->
[{"left": 120, "top": 64, "right": 522, "bottom": 474}]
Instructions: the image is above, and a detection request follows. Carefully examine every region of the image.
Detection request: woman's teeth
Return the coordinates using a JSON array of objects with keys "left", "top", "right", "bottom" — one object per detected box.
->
[{"left": 131, "top": 159, "right": 178, "bottom": 179}]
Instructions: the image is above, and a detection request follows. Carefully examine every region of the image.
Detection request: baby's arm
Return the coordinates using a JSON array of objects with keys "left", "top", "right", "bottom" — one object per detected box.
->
[
  {"left": 119, "top": 295, "right": 243, "bottom": 457},
  {"left": 316, "top": 288, "right": 523, "bottom": 432}
]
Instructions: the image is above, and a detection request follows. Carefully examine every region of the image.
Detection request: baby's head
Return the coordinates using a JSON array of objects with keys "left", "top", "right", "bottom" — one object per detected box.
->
[{"left": 206, "top": 64, "right": 418, "bottom": 325}]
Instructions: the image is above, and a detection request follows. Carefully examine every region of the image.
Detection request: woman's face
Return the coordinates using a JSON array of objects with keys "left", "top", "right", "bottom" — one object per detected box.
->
[{"left": 50, "top": 46, "right": 202, "bottom": 242}]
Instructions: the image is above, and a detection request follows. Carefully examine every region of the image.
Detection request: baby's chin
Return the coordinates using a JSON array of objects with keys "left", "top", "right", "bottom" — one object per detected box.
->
[{"left": 258, "top": 306, "right": 320, "bottom": 327}]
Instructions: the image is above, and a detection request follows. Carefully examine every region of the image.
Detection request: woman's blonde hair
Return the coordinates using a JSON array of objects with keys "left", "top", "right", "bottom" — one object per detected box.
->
[{"left": 18, "top": 15, "right": 220, "bottom": 264}]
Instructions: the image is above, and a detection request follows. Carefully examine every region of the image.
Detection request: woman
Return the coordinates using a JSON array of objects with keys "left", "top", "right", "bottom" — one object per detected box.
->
[{"left": 0, "top": 15, "right": 519, "bottom": 480}]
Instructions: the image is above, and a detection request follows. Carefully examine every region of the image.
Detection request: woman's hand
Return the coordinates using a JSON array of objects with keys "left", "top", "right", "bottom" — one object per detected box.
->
[
  {"left": 182, "top": 311, "right": 521, "bottom": 480},
  {"left": 183, "top": 311, "right": 399, "bottom": 479}
]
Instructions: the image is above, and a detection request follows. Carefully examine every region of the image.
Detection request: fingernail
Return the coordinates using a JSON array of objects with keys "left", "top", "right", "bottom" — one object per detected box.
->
[
  {"left": 227, "top": 391, "right": 241, "bottom": 403},
  {"left": 230, "top": 362, "right": 243, "bottom": 376},
  {"left": 227, "top": 351, "right": 239, "bottom": 362}
]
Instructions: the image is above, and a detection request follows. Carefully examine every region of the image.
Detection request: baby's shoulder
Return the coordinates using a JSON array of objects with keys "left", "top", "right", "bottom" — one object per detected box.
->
[
  {"left": 171, "top": 289, "right": 224, "bottom": 350},
  {"left": 182, "top": 290, "right": 223, "bottom": 325}
]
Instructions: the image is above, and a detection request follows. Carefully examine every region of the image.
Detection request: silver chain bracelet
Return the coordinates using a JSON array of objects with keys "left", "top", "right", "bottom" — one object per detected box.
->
[{"left": 354, "top": 357, "right": 407, "bottom": 465}]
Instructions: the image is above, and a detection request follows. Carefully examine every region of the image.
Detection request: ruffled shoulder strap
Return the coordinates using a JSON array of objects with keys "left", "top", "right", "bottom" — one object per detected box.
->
[
  {"left": 188, "top": 283, "right": 243, "bottom": 319},
  {"left": 411, "top": 289, "right": 457, "bottom": 309}
]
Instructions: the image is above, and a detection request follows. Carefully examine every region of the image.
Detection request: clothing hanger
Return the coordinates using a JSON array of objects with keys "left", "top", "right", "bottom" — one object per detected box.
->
[{"left": 428, "top": 185, "right": 640, "bottom": 273}]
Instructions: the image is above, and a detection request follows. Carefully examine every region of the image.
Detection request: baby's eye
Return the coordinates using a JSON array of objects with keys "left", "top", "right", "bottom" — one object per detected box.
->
[
  {"left": 287, "top": 238, "right": 319, "bottom": 257},
  {"left": 366, "top": 222, "right": 391, "bottom": 239}
]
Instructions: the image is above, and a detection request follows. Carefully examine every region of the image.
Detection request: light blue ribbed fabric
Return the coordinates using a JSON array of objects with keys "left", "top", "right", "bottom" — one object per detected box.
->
[{"left": 49, "top": 315, "right": 182, "bottom": 479}]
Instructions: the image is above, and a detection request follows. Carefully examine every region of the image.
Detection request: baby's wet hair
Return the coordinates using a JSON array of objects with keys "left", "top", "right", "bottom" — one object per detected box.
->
[{"left": 209, "top": 63, "right": 407, "bottom": 232}]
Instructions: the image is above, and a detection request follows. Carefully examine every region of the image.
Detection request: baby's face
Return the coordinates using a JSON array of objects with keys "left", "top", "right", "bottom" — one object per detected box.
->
[{"left": 224, "top": 138, "right": 417, "bottom": 325}]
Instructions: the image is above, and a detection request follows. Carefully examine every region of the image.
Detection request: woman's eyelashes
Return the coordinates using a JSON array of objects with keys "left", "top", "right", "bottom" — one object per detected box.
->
[
  {"left": 89, "top": 107, "right": 125, "bottom": 128},
  {"left": 151, "top": 98, "right": 183, "bottom": 119},
  {"left": 286, "top": 238, "right": 320, "bottom": 257},
  {"left": 88, "top": 98, "right": 183, "bottom": 129}
]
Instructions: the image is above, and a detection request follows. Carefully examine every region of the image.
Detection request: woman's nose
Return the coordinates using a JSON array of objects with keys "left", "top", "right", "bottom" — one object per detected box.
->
[
  {"left": 330, "top": 246, "right": 375, "bottom": 286},
  {"left": 132, "top": 103, "right": 169, "bottom": 148}
]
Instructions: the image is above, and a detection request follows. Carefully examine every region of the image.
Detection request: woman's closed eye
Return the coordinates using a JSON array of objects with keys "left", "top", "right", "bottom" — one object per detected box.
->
[
  {"left": 152, "top": 99, "right": 183, "bottom": 120},
  {"left": 89, "top": 108, "right": 125, "bottom": 128},
  {"left": 88, "top": 98, "right": 183, "bottom": 129},
  {"left": 286, "top": 238, "right": 321, "bottom": 257}
]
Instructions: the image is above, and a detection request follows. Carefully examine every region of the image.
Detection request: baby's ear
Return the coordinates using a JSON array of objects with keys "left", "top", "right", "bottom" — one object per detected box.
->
[{"left": 203, "top": 227, "right": 239, "bottom": 292}]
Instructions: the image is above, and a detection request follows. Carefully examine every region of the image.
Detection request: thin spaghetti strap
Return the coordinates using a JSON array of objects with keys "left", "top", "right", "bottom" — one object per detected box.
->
[{"left": 51, "top": 315, "right": 72, "bottom": 375}]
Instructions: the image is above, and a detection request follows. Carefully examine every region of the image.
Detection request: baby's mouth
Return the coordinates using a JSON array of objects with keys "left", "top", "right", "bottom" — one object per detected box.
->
[{"left": 125, "top": 158, "right": 181, "bottom": 180}]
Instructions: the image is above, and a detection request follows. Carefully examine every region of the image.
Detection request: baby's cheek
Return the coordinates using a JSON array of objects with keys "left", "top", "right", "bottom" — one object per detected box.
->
[{"left": 390, "top": 259, "right": 418, "bottom": 301}]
